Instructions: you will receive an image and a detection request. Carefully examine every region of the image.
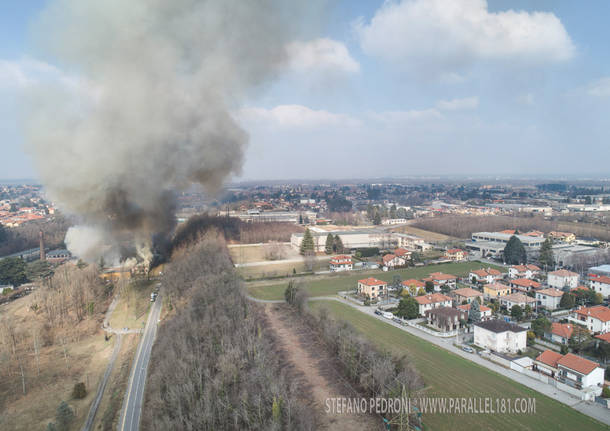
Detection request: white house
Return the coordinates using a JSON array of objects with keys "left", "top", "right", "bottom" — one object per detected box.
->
[
  {"left": 469, "top": 268, "right": 503, "bottom": 284},
  {"left": 329, "top": 255, "right": 353, "bottom": 272},
  {"left": 557, "top": 353, "right": 604, "bottom": 396},
  {"left": 423, "top": 272, "right": 457, "bottom": 291},
  {"left": 589, "top": 274, "right": 610, "bottom": 298},
  {"left": 570, "top": 306, "right": 610, "bottom": 333},
  {"left": 544, "top": 322, "right": 574, "bottom": 345},
  {"left": 508, "top": 264, "right": 541, "bottom": 279},
  {"left": 499, "top": 293, "right": 537, "bottom": 312},
  {"left": 382, "top": 253, "right": 406, "bottom": 269},
  {"left": 473, "top": 319, "right": 527, "bottom": 354},
  {"left": 535, "top": 288, "right": 564, "bottom": 311},
  {"left": 414, "top": 293, "right": 452, "bottom": 317},
  {"left": 548, "top": 269, "right": 579, "bottom": 289}
]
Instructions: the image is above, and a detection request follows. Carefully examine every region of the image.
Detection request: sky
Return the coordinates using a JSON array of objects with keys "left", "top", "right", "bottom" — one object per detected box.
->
[{"left": 1, "top": 0, "right": 610, "bottom": 181}]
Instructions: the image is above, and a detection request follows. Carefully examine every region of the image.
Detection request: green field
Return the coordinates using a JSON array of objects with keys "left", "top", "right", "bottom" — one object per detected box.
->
[
  {"left": 310, "top": 300, "right": 605, "bottom": 431},
  {"left": 248, "top": 261, "right": 505, "bottom": 300}
]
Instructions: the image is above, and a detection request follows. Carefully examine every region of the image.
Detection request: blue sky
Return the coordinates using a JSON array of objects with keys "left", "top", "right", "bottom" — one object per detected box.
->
[{"left": 2, "top": 0, "right": 610, "bottom": 180}]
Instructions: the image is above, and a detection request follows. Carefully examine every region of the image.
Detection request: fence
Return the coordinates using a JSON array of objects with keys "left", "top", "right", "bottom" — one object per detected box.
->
[
  {"left": 534, "top": 339, "right": 561, "bottom": 352},
  {"left": 405, "top": 319, "right": 458, "bottom": 338}
]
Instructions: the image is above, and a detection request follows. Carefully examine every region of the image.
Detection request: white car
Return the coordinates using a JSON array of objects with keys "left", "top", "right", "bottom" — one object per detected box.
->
[{"left": 382, "top": 311, "right": 394, "bottom": 320}]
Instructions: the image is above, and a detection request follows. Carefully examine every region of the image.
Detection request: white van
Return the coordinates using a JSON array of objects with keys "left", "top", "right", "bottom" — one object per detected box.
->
[{"left": 382, "top": 311, "right": 394, "bottom": 320}]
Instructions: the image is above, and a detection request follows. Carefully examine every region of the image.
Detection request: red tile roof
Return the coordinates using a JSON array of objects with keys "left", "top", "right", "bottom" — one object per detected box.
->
[
  {"left": 401, "top": 279, "right": 425, "bottom": 288},
  {"left": 394, "top": 248, "right": 411, "bottom": 257},
  {"left": 536, "top": 350, "right": 563, "bottom": 368},
  {"left": 574, "top": 306, "right": 610, "bottom": 322},
  {"left": 453, "top": 287, "right": 482, "bottom": 298},
  {"left": 537, "top": 288, "right": 564, "bottom": 297},
  {"left": 330, "top": 255, "right": 352, "bottom": 264},
  {"left": 426, "top": 272, "right": 456, "bottom": 281},
  {"left": 358, "top": 277, "right": 387, "bottom": 287},
  {"left": 382, "top": 254, "right": 397, "bottom": 264},
  {"left": 591, "top": 275, "right": 610, "bottom": 285},
  {"left": 557, "top": 353, "right": 600, "bottom": 375},
  {"left": 457, "top": 303, "right": 491, "bottom": 312},
  {"left": 549, "top": 269, "right": 579, "bottom": 278},
  {"left": 415, "top": 293, "right": 451, "bottom": 305},
  {"left": 595, "top": 332, "right": 610, "bottom": 343},
  {"left": 551, "top": 322, "right": 574, "bottom": 339},
  {"left": 484, "top": 282, "right": 511, "bottom": 291},
  {"left": 446, "top": 248, "right": 463, "bottom": 254},
  {"left": 511, "top": 278, "right": 541, "bottom": 289}
]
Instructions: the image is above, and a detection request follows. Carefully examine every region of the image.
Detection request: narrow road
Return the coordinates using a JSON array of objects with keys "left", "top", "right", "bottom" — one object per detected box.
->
[
  {"left": 118, "top": 295, "right": 162, "bottom": 431},
  {"left": 81, "top": 334, "right": 122, "bottom": 431}
]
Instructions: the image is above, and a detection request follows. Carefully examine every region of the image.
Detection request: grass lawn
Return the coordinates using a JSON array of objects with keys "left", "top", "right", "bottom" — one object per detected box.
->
[
  {"left": 237, "top": 257, "right": 330, "bottom": 280},
  {"left": 248, "top": 261, "right": 505, "bottom": 301},
  {"left": 310, "top": 300, "right": 605, "bottom": 431},
  {"left": 109, "top": 279, "right": 155, "bottom": 329}
]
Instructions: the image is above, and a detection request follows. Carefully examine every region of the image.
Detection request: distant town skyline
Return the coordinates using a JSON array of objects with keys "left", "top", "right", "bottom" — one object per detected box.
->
[{"left": 1, "top": 0, "right": 610, "bottom": 180}]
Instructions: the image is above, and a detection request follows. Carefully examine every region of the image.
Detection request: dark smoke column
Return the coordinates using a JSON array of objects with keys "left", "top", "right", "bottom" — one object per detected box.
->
[{"left": 25, "top": 0, "right": 311, "bottom": 263}]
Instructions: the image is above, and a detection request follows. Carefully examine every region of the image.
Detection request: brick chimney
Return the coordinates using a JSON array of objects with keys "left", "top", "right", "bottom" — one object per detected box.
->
[{"left": 39, "top": 231, "right": 46, "bottom": 261}]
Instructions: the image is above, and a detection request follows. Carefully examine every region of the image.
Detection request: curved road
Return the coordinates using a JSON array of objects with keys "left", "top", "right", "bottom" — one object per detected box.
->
[{"left": 118, "top": 295, "right": 162, "bottom": 431}]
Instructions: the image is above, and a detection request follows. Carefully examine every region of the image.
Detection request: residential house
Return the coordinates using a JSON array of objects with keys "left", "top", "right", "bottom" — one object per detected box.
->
[
  {"left": 548, "top": 269, "right": 579, "bottom": 289},
  {"left": 571, "top": 306, "right": 610, "bottom": 333},
  {"left": 549, "top": 231, "right": 576, "bottom": 243},
  {"left": 423, "top": 272, "right": 457, "bottom": 291},
  {"left": 452, "top": 287, "right": 483, "bottom": 305},
  {"left": 534, "top": 350, "right": 563, "bottom": 378},
  {"left": 469, "top": 268, "right": 503, "bottom": 284},
  {"left": 588, "top": 274, "right": 610, "bottom": 298},
  {"left": 557, "top": 353, "right": 604, "bottom": 395},
  {"left": 544, "top": 322, "right": 574, "bottom": 345},
  {"left": 357, "top": 277, "right": 388, "bottom": 300},
  {"left": 508, "top": 264, "right": 541, "bottom": 279},
  {"left": 425, "top": 307, "right": 467, "bottom": 331},
  {"left": 535, "top": 288, "right": 564, "bottom": 311},
  {"left": 401, "top": 279, "right": 425, "bottom": 295},
  {"left": 499, "top": 293, "right": 537, "bottom": 312},
  {"left": 394, "top": 248, "right": 412, "bottom": 260},
  {"left": 473, "top": 319, "right": 527, "bottom": 354},
  {"left": 382, "top": 253, "right": 406, "bottom": 269},
  {"left": 414, "top": 293, "right": 452, "bottom": 317},
  {"left": 457, "top": 303, "right": 492, "bottom": 321},
  {"left": 329, "top": 255, "right": 353, "bottom": 272},
  {"left": 444, "top": 248, "right": 465, "bottom": 261},
  {"left": 483, "top": 282, "right": 511, "bottom": 300},
  {"left": 509, "top": 278, "right": 541, "bottom": 294}
]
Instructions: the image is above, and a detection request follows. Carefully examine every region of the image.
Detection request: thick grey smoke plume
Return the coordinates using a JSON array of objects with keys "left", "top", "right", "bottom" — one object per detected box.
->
[{"left": 25, "top": 0, "right": 313, "bottom": 264}]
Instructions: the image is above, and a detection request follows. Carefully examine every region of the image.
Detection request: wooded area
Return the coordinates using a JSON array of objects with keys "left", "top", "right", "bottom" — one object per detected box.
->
[
  {"left": 143, "top": 232, "right": 315, "bottom": 430},
  {"left": 412, "top": 214, "right": 610, "bottom": 240}
]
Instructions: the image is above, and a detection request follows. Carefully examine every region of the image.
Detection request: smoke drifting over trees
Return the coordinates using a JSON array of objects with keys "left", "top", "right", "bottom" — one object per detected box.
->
[{"left": 25, "top": 0, "right": 315, "bottom": 263}]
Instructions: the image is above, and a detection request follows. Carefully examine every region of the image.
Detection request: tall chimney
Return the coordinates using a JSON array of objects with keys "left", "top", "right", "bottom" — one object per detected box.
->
[{"left": 39, "top": 231, "right": 46, "bottom": 261}]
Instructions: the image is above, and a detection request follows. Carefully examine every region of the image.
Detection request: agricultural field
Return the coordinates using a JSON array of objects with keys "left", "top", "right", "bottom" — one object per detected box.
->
[
  {"left": 248, "top": 261, "right": 505, "bottom": 300},
  {"left": 237, "top": 257, "right": 331, "bottom": 280},
  {"left": 390, "top": 224, "right": 456, "bottom": 242},
  {"left": 310, "top": 300, "right": 605, "bottom": 431}
]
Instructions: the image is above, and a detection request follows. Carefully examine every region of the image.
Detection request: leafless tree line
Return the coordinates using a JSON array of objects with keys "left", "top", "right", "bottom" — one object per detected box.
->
[
  {"left": 413, "top": 214, "right": 610, "bottom": 240},
  {"left": 0, "top": 263, "right": 106, "bottom": 403},
  {"left": 285, "top": 283, "right": 423, "bottom": 419},
  {"left": 143, "top": 233, "right": 316, "bottom": 430},
  {"left": 0, "top": 216, "right": 71, "bottom": 256}
]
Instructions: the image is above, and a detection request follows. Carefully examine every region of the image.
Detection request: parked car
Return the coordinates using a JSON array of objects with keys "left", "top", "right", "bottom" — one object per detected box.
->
[
  {"left": 392, "top": 317, "right": 403, "bottom": 324},
  {"left": 462, "top": 346, "right": 474, "bottom": 353},
  {"left": 382, "top": 311, "right": 394, "bottom": 320},
  {"left": 374, "top": 309, "right": 383, "bottom": 316}
]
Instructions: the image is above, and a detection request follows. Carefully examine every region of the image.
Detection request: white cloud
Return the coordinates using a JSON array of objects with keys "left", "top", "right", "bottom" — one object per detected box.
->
[
  {"left": 587, "top": 77, "right": 610, "bottom": 98},
  {"left": 0, "top": 56, "right": 95, "bottom": 97},
  {"left": 355, "top": 0, "right": 575, "bottom": 74},
  {"left": 370, "top": 108, "right": 442, "bottom": 124},
  {"left": 436, "top": 96, "right": 478, "bottom": 111},
  {"left": 238, "top": 104, "right": 359, "bottom": 128},
  {"left": 285, "top": 38, "right": 360, "bottom": 74}
]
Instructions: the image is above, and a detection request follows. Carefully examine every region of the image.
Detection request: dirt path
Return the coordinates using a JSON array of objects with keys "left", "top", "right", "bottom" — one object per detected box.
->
[{"left": 264, "top": 304, "right": 382, "bottom": 431}]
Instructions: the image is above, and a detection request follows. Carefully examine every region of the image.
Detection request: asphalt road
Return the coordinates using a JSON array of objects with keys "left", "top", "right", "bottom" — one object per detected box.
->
[{"left": 118, "top": 295, "right": 162, "bottom": 431}]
